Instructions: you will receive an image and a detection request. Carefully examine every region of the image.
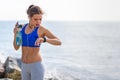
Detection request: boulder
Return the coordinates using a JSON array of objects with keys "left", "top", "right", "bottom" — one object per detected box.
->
[
  {"left": 0, "top": 78, "right": 13, "bottom": 80},
  {"left": 4, "top": 56, "right": 21, "bottom": 80},
  {"left": 0, "top": 61, "right": 4, "bottom": 78}
]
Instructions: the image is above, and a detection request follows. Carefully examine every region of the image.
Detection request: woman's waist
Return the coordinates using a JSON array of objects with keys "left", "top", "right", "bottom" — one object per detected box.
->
[
  {"left": 22, "top": 48, "right": 41, "bottom": 59},
  {"left": 22, "top": 47, "right": 42, "bottom": 63},
  {"left": 22, "top": 60, "right": 43, "bottom": 65},
  {"left": 22, "top": 59, "right": 42, "bottom": 64},
  {"left": 22, "top": 54, "right": 42, "bottom": 64}
]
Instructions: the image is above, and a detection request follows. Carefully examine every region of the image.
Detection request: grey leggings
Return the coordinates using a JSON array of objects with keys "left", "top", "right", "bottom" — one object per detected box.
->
[{"left": 21, "top": 61, "right": 45, "bottom": 80}]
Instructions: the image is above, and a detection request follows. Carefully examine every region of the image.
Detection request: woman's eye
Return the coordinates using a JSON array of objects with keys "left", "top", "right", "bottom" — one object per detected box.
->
[
  {"left": 34, "top": 19, "right": 42, "bottom": 21},
  {"left": 34, "top": 19, "right": 37, "bottom": 21}
]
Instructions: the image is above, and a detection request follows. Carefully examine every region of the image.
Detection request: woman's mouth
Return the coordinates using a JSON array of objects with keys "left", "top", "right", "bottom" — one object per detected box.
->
[{"left": 36, "top": 24, "right": 39, "bottom": 26}]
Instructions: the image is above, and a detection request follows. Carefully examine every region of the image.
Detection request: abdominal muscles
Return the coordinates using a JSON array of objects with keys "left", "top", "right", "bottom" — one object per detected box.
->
[{"left": 22, "top": 47, "right": 42, "bottom": 63}]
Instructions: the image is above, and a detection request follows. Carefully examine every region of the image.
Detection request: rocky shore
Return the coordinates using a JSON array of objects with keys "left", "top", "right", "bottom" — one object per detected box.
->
[
  {"left": 0, "top": 56, "right": 58, "bottom": 80},
  {"left": 0, "top": 56, "right": 21, "bottom": 80}
]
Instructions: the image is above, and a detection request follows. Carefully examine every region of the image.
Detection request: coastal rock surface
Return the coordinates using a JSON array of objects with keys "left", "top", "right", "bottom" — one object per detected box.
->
[
  {"left": 0, "top": 56, "right": 58, "bottom": 80},
  {"left": 0, "top": 56, "right": 21, "bottom": 80}
]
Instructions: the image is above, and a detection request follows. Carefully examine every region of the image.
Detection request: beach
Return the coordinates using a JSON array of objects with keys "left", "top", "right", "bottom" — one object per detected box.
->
[{"left": 0, "top": 21, "right": 120, "bottom": 80}]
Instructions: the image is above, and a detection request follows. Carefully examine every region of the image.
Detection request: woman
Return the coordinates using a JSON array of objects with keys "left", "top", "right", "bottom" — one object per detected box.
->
[{"left": 13, "top": 4, "right": 61, "bottom": 80}]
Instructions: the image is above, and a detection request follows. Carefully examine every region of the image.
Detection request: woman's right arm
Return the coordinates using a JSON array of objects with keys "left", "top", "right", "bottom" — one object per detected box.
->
[{"left": 13, "top": 23, "right": 20, "bottom": 50}]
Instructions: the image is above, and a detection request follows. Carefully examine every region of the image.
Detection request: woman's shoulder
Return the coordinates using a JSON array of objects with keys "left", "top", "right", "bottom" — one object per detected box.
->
[
  {"left": 39, "top": 25, "right": 53, "bottom": 35},
  {"left": 39, "top": 25, "right": 50, "bottom": 30},
  {"left": 39, "top": 25, "right": 47, "bottom": 31},
  {"left": 38, "top": 25, "right": 50, "bottom": 34}
]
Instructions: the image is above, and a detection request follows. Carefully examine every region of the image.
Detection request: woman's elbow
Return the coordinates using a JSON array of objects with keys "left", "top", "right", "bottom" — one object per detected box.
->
[
  {"left": 13, "top": 45, "right": 20, "bottom": 50},
  {"left": 57, "top": 40, "right": 62, "bottom": 45},
  {"left": 59, "top": 41, "right": 62, "bottom": 45},
  {"left": 14, "top": 47, "right": 19, "bottom": 50}
]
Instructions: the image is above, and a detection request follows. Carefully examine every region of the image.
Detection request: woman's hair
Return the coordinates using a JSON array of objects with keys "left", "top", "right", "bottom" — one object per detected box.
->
[{"left": 27, "top": 4, "right": 44, "bottom": 17}]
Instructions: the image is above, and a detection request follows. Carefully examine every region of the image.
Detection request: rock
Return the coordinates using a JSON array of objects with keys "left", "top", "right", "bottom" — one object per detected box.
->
[
  {"left": 0, "top": 78, "right": 13, "bottom": 80},
  {"left": 4, "top": 56, "right": 21, "bottom": 80},
  {"left": 0, "top": 61, "right": 5, "bottom": 78}
]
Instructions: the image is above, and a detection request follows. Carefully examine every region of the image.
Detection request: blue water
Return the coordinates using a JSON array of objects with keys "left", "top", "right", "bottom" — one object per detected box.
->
[{"left": 0, "top": 21, "right": 120, "bottom": 80}]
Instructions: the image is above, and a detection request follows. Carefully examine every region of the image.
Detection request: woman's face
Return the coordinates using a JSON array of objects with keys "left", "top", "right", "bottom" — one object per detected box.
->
[{"left": 29, "top": 14, "right": 42, "bottom": 27}]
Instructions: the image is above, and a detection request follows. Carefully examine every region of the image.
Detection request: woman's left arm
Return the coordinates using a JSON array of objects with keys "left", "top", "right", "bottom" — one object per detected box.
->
[{"left": 43, "top": 27, "right": 62, "bottom": 46}]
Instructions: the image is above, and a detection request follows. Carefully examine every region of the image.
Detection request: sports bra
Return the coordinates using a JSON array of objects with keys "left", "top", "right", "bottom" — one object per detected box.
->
[{"left": 21, "top": 23, "right": 40, "bottom": 47}]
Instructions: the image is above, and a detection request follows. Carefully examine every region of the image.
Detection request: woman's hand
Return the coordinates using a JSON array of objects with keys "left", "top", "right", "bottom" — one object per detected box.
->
[
  {"left": 13, "top": 22, "right": 20, "bottom": 50},
  {"left": 35, "top": 37, "right": 44, "bottom": 46},
  {"left": 13, "top": 22, "right": 19, "bottom": 34}
]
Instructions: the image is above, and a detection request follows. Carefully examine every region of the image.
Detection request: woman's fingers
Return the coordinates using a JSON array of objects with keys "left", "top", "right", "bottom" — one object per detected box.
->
[
  {"left": 13, "top": 27, "right": 19, "bottom": 34},
  {"left": 35, "top": 38, "right": 44, "bottom": 46},
  {"left": 15, "top": 22, "right": 18, "bottom": 27},
  {"left": 13, "top": 22, "right": 19, "bottom": 34}
]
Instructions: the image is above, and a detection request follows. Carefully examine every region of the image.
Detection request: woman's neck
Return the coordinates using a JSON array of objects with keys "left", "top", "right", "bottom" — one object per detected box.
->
[{"left": 28, "top": 23, "right": 34, "bottom": 29}]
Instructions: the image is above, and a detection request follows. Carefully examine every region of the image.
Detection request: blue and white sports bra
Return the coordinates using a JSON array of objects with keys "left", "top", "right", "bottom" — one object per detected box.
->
[{"left": 21, "top": 23, "right": 40, "bottom": 47}]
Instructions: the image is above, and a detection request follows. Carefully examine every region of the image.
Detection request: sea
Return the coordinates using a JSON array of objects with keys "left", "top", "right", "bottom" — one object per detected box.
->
[{"left": 0, "top": 21, "right": 120, "bottom": 80}]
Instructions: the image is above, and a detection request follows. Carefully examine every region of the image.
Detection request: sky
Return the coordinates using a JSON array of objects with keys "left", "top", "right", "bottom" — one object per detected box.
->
[{"left": 0, "top": 0, "right": 120, "bottom": 21}]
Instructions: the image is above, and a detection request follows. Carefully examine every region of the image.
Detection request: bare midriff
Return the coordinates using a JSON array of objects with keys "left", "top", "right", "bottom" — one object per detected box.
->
[{"left": 22, "top": 47, "right": 42, "bottom": 63}]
